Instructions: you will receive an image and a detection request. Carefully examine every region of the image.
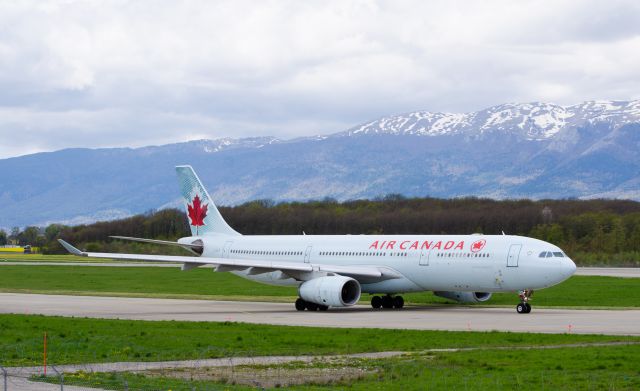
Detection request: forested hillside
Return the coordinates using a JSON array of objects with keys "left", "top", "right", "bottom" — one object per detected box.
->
[{"left": 13, "top": 197, "right": 640, "bottom": 266}]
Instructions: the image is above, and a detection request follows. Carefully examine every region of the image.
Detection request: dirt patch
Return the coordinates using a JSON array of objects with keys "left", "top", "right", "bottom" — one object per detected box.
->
[{"left": 141, "top": 359, "right": 375, "bottom": 388}]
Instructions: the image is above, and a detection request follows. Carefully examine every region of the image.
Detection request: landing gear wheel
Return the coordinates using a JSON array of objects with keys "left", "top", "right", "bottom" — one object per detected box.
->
[
  {"left": 319, "top": 305, "right": 329, "bottom": 311},
  {"left": 371, "top": 296, "right": 382, "bottom": 309},
  {"left": 393, "top": 296, "right": 405, "bottom": 309},
  {"left": 516, "top": 290, "right": 534, "bottom": 314},
  {"left": 306, "top": 302, "right": 319, "bottom": 311},
  {"left": 381, "top": 295, "right": 394, "bottom": 309},
  {"left": 295, "top": 298, "right": 306, "bottom": 311}
]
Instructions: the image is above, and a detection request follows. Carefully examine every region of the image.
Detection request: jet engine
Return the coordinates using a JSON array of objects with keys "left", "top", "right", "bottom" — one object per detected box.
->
[
  {"left": 433, "top": 291, "right": 492, "bottom": 303},
  {"left": 298, "top": 275, "right": 361, "bottom": 307}
]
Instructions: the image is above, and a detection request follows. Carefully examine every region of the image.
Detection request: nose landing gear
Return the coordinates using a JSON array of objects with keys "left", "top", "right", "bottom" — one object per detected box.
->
[{"left": 516, "top": 290, "right": 533, "bottom": 313}]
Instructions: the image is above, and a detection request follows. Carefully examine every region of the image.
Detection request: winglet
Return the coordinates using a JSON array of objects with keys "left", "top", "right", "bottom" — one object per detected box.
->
[{"left": 57, "top": 239, "right": 87, "bottom": 256}]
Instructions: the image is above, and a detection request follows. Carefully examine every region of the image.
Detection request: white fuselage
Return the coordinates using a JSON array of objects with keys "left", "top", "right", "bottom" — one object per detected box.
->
[{"left": 196, "top": 234, "right": 576, "bottom": 294}]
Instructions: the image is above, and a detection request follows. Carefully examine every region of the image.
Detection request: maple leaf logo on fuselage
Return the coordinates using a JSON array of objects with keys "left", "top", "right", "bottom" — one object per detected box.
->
[
  {"left": 187, "top": 195, "right": 208, "bottom": 230},
  {"left": 470, "top": 239, "right": 486, "bottom": 253}
]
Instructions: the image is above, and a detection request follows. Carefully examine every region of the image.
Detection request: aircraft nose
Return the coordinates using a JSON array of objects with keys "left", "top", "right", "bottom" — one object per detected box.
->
[{"left": 563, "top": 257, "right": 577, "bottom": 278}]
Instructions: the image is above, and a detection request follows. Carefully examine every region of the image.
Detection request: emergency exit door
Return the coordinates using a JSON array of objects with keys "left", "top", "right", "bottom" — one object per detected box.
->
[{"left": 419, "top": 250, "right": 429, "bottom": 266}]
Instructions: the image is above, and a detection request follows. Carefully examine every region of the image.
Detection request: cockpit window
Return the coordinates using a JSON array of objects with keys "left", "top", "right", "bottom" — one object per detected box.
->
[
  {"left": 553, "top": 252, "right": 564, "bottom": 257},
  {"left": 539, "top": 251, "right": 547, "bottom": 258}
]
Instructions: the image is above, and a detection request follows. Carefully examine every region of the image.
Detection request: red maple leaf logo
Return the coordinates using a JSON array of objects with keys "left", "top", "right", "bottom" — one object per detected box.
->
[
  {"left": 187, "top": 195, "right": 208, "bottom": 228},
  {"left": 471, "top": 239, "right": 486, "bottom": 253}
]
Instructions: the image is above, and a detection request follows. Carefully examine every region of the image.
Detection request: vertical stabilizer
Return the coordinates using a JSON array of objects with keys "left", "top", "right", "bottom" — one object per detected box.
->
[{"left": 175, "top": 165, "right": 240, "bottom": 236}]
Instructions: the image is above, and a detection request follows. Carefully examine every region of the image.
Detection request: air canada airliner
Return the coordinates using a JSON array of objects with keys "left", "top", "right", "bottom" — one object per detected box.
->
[{"left": 59, "top": 165, "right": 576, "bottom": 313}]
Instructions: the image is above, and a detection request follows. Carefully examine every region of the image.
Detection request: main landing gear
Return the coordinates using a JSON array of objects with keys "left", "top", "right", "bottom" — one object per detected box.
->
[
  {"left": 516, "top": 290, "right": 533, "bottom": 314},
  {"left": 371, "top": 295, "right": 404, "bottom": 309},
  {"left": 295, "top": 298, "right": 328, "bottom": 311}
]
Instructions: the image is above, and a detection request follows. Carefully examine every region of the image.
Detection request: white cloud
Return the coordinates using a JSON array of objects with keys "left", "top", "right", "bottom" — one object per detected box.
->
[{"left": 0, "top": 0, "right": 639, "bottom": 158}]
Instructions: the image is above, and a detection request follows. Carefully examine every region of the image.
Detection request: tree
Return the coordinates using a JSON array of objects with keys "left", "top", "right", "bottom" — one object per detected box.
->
[
  {"left": 0, "top": 230, "right": 7, "bottom": 246},
  {"left": 45, "top": 224, "right": 68, "bottom": 241},
  {"left": 18, "top": 226, "right": 40, "bottom": 246},
  {"left": 10, "top": 227, "right": 20, "bottom": 242}
]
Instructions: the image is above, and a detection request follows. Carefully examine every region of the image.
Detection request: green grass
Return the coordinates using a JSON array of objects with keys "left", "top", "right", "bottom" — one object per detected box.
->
[
  {"left": 1, "top": 314, "right": 637, "bottom": 367},
  {"left": 0, "top": 265, "right": 296, "bottom": 298},
  {"left": 35, "top": 371, "right": 255, "bottom": 391},
  {"left": 34, "top": 345, "right": 640, "bottom": 390},
  {"left": 410, "top": 275, "right": 640, "bottom": 308},
  {"left": 0, "top": 253, "right": 116, "bottom": 262},
  {"left": 0, "top": 265, "right": 639, "bottom": 307}
]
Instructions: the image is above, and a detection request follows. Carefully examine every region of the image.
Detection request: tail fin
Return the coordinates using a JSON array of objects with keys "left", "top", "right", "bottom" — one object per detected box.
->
[{"left": 175, "top": 165, "right": 240, "bottom": 236}]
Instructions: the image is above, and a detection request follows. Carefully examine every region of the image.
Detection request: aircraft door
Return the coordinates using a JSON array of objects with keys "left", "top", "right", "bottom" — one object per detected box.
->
[
  {"left": 507, "top": 244, "right": 522, "bottom": 267},
  {"left": 304, "top": 246, "right": 313, "bottom": 263},
  {"left": 223, "top": 241, "right": 233, "bottom": 258},
  {"left": 419, "top": 250, "right": 429, "bottom": 266}
]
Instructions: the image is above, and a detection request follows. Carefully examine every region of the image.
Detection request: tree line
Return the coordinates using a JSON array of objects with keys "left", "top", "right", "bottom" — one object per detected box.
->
[{"left": 5, "top": 196, "right": 640, "bottom": 265}]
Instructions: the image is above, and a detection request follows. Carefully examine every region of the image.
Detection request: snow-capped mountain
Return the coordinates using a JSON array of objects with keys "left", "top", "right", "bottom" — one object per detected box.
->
[
  {"left": 342, "top": 100, "right": 640, "bottom": 140},
  {"left": 1, "top": 100, "right": 639, "bottom": 228}
]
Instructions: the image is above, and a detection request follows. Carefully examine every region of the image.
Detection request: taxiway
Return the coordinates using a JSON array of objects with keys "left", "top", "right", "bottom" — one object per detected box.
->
[{"left": 1, "top": 293, "right": 638, "bottom": 335}]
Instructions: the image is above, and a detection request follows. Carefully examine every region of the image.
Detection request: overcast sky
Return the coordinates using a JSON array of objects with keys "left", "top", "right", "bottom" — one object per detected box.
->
[{"left": 1, "top": 0, "right": 639, "bottom": 158}]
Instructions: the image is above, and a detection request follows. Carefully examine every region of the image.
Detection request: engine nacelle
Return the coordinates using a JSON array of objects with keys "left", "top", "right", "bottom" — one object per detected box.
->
[
  {"left": 434, "top": 291, "right": 492, "bottom": 303},
  {"left": 298, "top": 276, "right": 361, "bottom": 307}
]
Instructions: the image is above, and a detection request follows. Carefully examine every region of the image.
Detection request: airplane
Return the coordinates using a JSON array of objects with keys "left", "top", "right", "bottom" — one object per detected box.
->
[{"left": 59, "top": 165, "right": 577, "bottom": 313}]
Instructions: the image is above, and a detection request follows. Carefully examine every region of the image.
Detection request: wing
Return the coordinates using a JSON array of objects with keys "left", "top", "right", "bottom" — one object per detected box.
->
[{"left": 58, "top": 239, "right": 402, "bottom": 283}]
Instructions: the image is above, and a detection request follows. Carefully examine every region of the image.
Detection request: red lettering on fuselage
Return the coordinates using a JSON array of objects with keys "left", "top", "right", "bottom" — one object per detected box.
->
[{"left": 368, "top": 240, "right": 468, "bottom": 252}]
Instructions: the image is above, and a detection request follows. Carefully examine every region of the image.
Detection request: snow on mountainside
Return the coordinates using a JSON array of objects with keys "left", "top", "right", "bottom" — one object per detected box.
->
[
  {"left": 1, "top": 99, "right": 639, "bottom": 228},
  {"left": 138, "top": 136, "right": 281, "bottom": 154},
  {"left": 342, "top": 100, "right": 640, "bottom": 140}
]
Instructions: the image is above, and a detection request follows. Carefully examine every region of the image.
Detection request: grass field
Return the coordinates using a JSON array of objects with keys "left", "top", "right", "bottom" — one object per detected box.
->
[
  {"left": 40, "top": 345, "right": 640, "bottom": 390},
  {"left": 2, "top": 314, "right": 635, "bottom": 389},
  {"left": 0, "top": 264, "right": 638, "bottom": 307},
  {"left": 1, "top": 313, "right": 638, "bottom": 367}
]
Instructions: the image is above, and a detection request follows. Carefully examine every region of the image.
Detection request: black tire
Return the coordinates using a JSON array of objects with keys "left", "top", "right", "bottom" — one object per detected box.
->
[
  {"left": 319, "top": 305, "right": 329, "bottom": 311},
  {"left": 393, "top": 296, "right": 405, "bottom": 309},
  {"left": 381, "top": 295, "right": 394, "bottom": 309},
  {"left": 371, "top": 296, "right": 382, "bottom": 309},
  {"left": 516, "top": 303, "right": 526, "bottom": 313},
  {"left": 524, "top": 303, "right": 532, "bottom": 313},
  {"left": 306, "top": 302, "right": 319, "bottom": 311},
  {"left": 295, "top": 298, "right": 306, "bottom": 311}
]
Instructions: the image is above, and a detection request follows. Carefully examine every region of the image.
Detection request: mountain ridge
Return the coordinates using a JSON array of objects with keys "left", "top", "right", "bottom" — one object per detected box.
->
[{"left": 1, "top": 99, "right": 639, "bottom": 229}]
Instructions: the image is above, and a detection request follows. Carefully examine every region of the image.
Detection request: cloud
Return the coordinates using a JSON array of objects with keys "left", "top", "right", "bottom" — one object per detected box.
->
[{"left": 0, "top": 0, "right": 639, "bottom": 158}]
